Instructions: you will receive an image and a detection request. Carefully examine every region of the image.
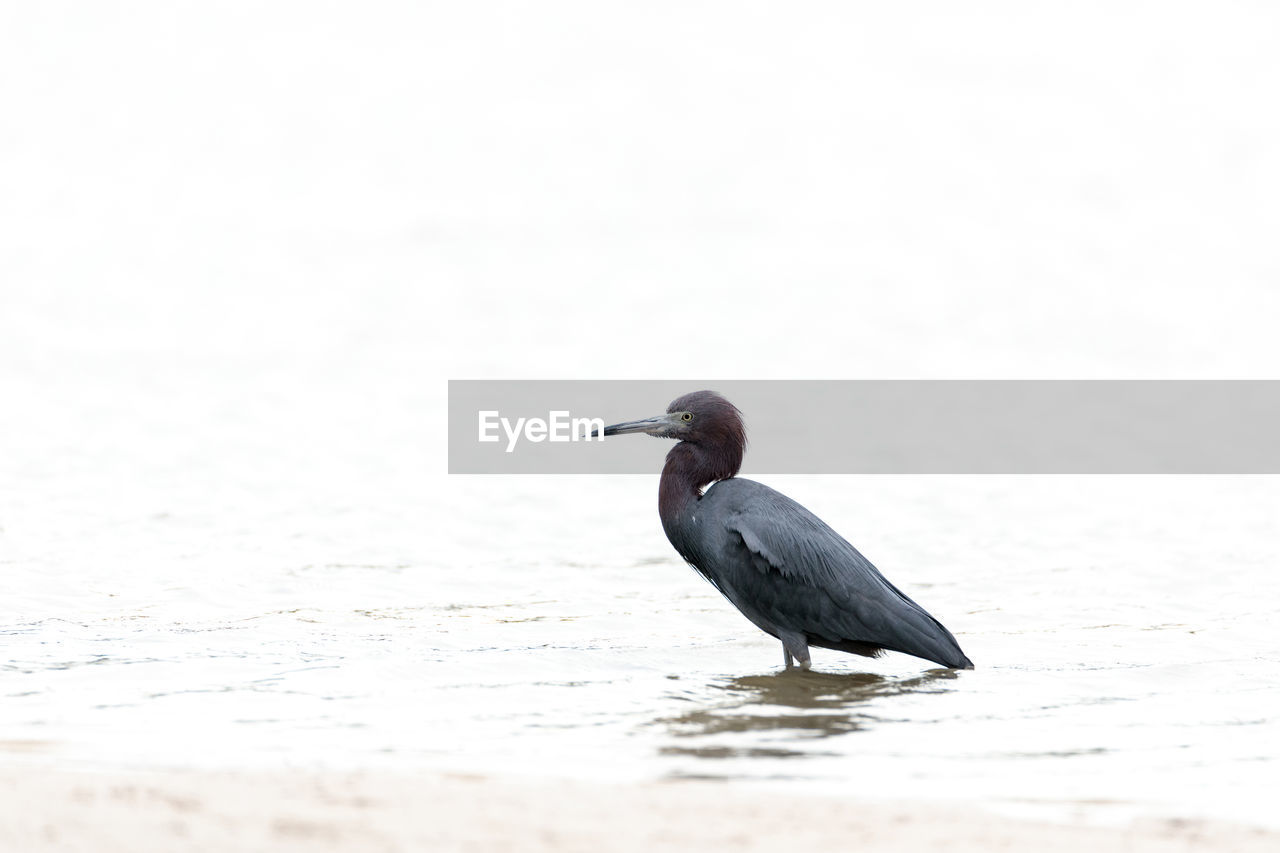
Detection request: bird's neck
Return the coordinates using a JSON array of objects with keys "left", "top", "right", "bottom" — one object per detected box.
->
[{"left": 658, "top": 441, "right": 741, "bottom": 521}]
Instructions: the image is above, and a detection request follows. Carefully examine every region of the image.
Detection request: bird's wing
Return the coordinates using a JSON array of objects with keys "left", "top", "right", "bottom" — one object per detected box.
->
[
  {"left": 723, "top": 487, "right": 908, "bottom": 602},
  {"left": 708, "top": 480, "right": 968, "bottom": 666}
]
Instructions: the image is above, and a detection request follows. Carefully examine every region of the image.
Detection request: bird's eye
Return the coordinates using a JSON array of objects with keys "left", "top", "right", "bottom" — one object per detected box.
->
[{"left": 681, "top": 412, "right": 693, "bottom": 422}]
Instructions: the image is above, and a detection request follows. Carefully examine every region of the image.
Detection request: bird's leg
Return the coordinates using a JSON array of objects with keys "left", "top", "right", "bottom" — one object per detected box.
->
[{"left": 779, "top": 631, "right": 811, "bottom": 672}]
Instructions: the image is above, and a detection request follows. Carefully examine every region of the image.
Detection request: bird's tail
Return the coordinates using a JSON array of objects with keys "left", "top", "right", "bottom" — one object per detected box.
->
[{"left": 896, "top": 609, "right": 973, "bottom": 669}]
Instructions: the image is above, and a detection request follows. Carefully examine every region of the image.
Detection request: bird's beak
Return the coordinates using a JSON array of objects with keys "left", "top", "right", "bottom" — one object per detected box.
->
[{"left": 594, "top": 413, "right": 678, "bottom": 438}]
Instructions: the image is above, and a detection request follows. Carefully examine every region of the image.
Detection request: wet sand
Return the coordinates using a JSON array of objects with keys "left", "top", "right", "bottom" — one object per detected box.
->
[{"left": 3, "top": 768, "right": 1275, "bottom": 853}]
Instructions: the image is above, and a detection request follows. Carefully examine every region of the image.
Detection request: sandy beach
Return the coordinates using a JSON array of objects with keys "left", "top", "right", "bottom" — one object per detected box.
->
[{"left": 2, "top": 767, "right": 1276, "bottom": 853}]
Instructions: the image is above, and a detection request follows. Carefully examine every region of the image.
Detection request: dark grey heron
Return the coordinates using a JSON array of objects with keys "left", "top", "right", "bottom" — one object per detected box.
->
[{"left": 598, "top": 390, "right": 973, "bottom": 671}]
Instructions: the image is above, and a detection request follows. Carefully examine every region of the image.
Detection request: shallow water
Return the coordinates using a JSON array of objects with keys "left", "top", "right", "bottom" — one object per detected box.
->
[{"left": 4, "top": 427, "right": 1278, "bottom": 828}]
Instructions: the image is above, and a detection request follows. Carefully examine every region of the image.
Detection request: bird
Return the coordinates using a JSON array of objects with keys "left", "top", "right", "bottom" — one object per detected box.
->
[{"left": 597, "top": 390, "right": 973, "bottom": 671}]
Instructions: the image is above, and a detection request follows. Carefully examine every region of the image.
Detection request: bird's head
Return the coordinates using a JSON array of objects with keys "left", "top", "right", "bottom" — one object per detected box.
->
[{"left": 598, "top": 390, "right": 746, "bottom": 450}]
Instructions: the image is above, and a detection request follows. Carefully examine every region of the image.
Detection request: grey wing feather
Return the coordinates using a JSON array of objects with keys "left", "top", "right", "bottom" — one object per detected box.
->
[{"left": 703, "top": 479, "right": 971, "bottom": 668}]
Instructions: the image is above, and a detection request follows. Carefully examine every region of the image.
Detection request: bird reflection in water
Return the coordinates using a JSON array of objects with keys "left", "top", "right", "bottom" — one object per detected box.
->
[{"left": 656, "top": 668, "right": 959, "bottom": 766}]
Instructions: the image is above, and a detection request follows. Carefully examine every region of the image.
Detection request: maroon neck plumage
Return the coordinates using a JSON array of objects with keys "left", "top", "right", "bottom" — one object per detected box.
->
[{"left": 658, "top": 431, "right": 745, "bottom": 521}]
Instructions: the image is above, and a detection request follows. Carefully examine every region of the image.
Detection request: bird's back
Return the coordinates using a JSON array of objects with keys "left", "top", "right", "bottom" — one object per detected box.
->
[{"left": 668, "top": 477, "right": 972, "bottom": 669}]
